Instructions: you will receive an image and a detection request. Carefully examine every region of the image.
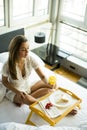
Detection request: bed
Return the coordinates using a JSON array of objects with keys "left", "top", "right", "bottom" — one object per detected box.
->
[{"left": 0, "top": 28, "right": 87, "bottom": 130}]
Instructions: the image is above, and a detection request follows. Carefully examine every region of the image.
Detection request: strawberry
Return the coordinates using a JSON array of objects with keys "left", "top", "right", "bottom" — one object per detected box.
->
[{"left": 45, "top": 102, "right": 53, "bottom": 109}]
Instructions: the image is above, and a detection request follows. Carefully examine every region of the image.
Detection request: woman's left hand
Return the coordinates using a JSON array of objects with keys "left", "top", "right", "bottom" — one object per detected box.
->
[
  {"left": 42, "top": 76, "right": 58, "bottom": 89},
  {"left": 48, "top": 83, "right": 58, "bottom": 89}
]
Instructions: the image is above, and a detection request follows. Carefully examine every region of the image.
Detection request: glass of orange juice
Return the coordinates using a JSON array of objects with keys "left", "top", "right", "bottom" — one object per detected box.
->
[{"left": 48, "top": 75, "right": 56, "bottom": 86}]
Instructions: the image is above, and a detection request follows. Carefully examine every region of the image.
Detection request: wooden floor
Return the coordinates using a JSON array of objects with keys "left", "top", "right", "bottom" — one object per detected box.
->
[{"left": 45, "top": 64, "right": 81, "bottom": 83}]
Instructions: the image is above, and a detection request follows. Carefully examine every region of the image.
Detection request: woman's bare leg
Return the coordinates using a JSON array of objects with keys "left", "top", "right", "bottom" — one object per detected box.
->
[
  {"left": 13, "top": 80, "right": 54, "bottom": 106},
  {"left": 31, "top": 80, "right": 52, "bottom": 93},
  {"left": 30, "top": 88, "right": 53, "bottom": 98}
]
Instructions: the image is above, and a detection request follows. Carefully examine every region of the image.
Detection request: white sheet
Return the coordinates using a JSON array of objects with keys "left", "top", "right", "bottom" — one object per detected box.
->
[
  {"left": 0, "top": 67, "right": 87, "bottom": 127},
  {"left": 0, "top": 122, "right": 80, "bottom": 130},
  {"left": 0, "top": 122, "right": 87, "bottom": 130}
]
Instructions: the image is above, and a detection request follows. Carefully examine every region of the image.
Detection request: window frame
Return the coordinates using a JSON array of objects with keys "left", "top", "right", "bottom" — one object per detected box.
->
[
  {"left": 0, "top": 0, "right": 9, "bottom": 33},
  {"left": 0, "top": 0, "right": 4, "bottom": 27},
  {"left": 9, "top": 0, "right": 51, "bottom": 27},
  {"left": 0, "top": 0, "right": 51, "bottom": 32}
]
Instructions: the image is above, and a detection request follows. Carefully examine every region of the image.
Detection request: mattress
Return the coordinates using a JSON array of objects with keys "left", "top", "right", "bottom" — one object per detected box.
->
[{"left": 0, "top": 67, "right": 87, "bottom": 127}]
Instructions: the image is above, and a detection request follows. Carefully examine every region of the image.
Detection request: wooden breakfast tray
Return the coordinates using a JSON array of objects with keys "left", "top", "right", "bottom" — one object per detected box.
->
[{"left": 25, "top": 87, "right": 82, "bottom": 126}]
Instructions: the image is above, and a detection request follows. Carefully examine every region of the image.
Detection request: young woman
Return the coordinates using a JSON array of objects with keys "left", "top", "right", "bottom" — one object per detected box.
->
[{"left": 2, "top": 35, "right": 55, "bottom": 106}]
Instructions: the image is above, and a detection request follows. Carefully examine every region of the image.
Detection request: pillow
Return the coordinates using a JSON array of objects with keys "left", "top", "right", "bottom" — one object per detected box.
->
[
  {"left": 0, "top": 82, "right": 6, "bottom": 102},
  {"left": 29, "top": 51, "right": 45, "bottom": 66},
  {"left": 0, "top": 62, "right": 3, "bottom": 73},
  {"left": 0, "top": 51, "right": 45, "bottom": 66},
  {"left": 0, "top": 52, "right": 8, "bottom": 63},
  {"left": 0, "top": 74, "right": 2, "bottom": 81}
]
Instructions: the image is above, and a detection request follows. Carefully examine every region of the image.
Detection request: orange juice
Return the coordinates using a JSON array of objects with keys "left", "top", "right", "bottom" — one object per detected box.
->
[{"left": 48, "top": 76, "right": 56, "bottom": 85}]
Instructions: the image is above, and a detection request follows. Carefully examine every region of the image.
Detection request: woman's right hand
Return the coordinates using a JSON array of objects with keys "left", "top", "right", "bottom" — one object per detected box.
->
[
  {"left": 15, "top": 91, "right": 37, "bottom": 105},
  {"left": 16, "top": 91, "right": 26, "bottom": 102}
]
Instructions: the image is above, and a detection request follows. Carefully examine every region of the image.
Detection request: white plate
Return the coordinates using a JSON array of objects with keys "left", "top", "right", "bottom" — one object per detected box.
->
[{"left": 49, "top": 91, "right": 71, "bottom": 108}]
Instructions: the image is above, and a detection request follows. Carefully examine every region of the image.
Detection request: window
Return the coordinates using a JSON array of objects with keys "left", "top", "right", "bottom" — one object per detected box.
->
[
  {"left": 36, "top": 0, "right": 49, "bottom": 16},
  {"left": 60, "top": 0, "right": 87, "bottom": 29},
  {"left": 13, "top": 0, "right": 33, "bottom": 20},
  {"left": 61, "top": 0, "right": 86, "bottom": 21},
  {"left": 0, "top": 0, "right": 51, "bottom": 33},
  {"left": 0, "top": 0, "right": 4, "bottom": 26},
  {"left": 11, "top": 0, "right": 50, "bottom": 26},
  {"left": 13, "top": 0, "right": 49, "bottom": 19},
  {"left": 58, "top": 0, "right": 87, "bottom": 61}
]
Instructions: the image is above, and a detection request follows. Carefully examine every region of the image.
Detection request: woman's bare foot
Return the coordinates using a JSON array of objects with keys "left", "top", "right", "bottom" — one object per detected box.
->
[{"left": 14, "top": 102, "right": 23, "bottom": 107}]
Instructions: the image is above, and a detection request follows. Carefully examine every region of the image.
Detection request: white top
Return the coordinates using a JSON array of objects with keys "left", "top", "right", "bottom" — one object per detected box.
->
[{"left": 2, "top": 55, "right": 39, "bottom": 93}]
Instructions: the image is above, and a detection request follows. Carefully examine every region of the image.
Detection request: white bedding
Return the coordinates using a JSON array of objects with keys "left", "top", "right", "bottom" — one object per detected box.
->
[
  {"left": 0, "top": 67, "right": 87, "bottom": 128},
  {"left": 0, "top": 50, "right": 87, "bottom": 129},
  {"left": 0, "top": 122, "right": 82, "bottom": 130}
]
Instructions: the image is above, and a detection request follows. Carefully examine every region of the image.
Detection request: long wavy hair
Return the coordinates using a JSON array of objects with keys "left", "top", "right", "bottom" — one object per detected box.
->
[{"left": 8, "top": 35, "right": 28, "bottom": 80}]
